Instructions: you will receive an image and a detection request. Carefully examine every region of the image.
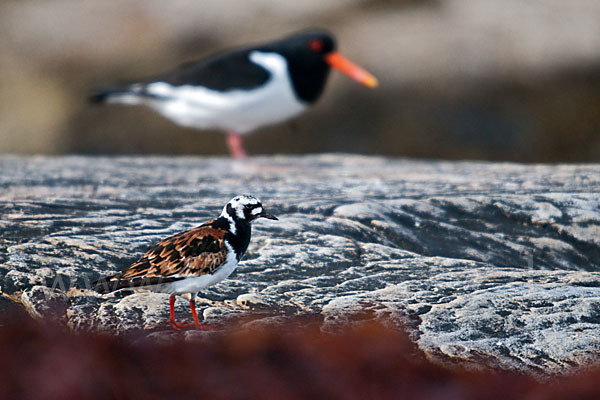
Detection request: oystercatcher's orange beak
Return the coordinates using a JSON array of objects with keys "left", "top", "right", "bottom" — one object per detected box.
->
[{"left": 325, "top": 52, "right": 378, "bottom": 88}]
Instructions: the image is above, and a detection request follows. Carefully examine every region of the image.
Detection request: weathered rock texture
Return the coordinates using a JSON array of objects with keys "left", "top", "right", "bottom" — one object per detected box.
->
[{"left": 1, "top": 154, "right": 600, "bottom": 376}]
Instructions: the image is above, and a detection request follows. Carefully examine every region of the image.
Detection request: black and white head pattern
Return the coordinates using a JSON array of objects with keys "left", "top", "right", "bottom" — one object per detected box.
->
[{"left": 222, "top": 194, "right": 266, "bottom": 222}]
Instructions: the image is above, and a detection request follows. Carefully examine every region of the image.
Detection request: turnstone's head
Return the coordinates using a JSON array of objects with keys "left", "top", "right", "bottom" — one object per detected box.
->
[{"left": 222, "top": 195, "right": 278, "bottom": 222}]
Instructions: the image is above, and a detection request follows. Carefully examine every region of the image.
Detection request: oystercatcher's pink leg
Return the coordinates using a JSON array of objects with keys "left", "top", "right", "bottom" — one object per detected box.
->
[{"left": 227, "top": 132, "right": 248, "bottom": 159}]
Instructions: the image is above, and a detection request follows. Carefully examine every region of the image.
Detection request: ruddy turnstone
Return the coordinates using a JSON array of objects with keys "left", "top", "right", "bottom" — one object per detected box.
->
[
  {"left": 93, "top": 195, "right": 278, "bottom": 330},
  {"left": 91, "top": 29, "right": 378, "bottom": 159}
]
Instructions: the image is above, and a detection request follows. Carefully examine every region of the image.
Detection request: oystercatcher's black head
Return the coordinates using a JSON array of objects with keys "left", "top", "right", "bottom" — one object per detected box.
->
[
  {"left": 270, "top": 30, "right": 337, "bottom": 60},
  {"left": 260, "top": 29, "right": 377, "bottom": 103},
  {"left": 222, "top": 194, "right": 278, "bottom": 223}
]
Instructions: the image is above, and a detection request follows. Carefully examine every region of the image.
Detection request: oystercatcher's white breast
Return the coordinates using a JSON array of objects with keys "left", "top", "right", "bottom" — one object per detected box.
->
[{"left": 145, "top": 51, "right": 307, "bottom": 134}]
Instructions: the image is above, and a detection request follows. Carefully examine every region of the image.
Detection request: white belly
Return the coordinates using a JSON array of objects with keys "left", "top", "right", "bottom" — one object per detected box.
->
[
  {"left": 155, "top": 241, "right": 239, "bottom": 295},
  {"left": 144, "top": 51, "right": 307, "bottom": 134}
]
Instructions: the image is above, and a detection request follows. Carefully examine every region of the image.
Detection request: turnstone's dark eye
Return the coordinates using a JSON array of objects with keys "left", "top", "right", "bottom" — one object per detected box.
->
[{"left": 309, "top": 39, "right": 324, "bottom": 52}]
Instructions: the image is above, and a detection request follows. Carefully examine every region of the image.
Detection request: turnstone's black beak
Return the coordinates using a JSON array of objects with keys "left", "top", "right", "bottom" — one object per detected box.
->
[{"left": 258, "top": 210, "right": 278, "bottom": 220}]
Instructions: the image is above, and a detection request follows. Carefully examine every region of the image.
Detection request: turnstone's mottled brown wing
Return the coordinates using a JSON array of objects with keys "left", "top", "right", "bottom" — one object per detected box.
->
[{"left": 94, "top": 219, "right": 228, "bottom": 293}]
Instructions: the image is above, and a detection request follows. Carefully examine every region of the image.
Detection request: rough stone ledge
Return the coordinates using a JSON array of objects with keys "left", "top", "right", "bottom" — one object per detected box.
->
[{"left": 1, "top": 154, "right": 600, "bottom": 376}]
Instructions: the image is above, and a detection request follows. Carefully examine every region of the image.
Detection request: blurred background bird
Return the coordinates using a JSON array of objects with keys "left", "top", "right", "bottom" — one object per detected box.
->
[
  {"left": 1, "top": 0, "right": 599, "bottom": 161},
  {"left": 90, "top": 29, "right": 377, "bottom": 158}
]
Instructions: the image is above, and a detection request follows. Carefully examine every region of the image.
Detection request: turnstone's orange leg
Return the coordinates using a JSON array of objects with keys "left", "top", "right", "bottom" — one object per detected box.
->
[
  {"left": 169, "top": 295, "right": 212, "bottom": 330},
  {"left": 226, "top": 132, "right": 247, "bottom": 159},
  {"left": 168, "top": 294, "right": 181, "bottom": 330},
  {"left": 189, "top": 299, "right": 200, "bottom": 327},
  {"left": 189, "top": 299, "right": 213, "bottom": 331}
]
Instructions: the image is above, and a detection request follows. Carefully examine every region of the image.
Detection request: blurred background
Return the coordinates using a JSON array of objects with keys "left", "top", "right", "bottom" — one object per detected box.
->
[{"left": 0, "top": 0, "right": 599, "bottom": 162}]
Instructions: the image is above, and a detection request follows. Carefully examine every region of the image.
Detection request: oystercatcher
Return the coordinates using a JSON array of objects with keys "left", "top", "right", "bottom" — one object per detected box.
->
[
  {"left": 93, "top": 195, "right": 278, "bottom": 330},
  {"left": 90, "top": 29, "right": 378, "bottom": 158}
]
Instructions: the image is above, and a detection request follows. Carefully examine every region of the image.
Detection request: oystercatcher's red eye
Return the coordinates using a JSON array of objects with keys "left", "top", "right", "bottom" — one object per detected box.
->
[{"left": 309, "top": 39, "right": 324, "bottom": 52}]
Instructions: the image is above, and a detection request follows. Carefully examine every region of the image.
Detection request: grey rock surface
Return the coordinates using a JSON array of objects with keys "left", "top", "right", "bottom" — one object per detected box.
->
[
  {"left": 1, "top": 1, "right": 599, "bottom": 162},
  {"left": 1, "top": 154, "right": 600, "bottom": 376}
]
